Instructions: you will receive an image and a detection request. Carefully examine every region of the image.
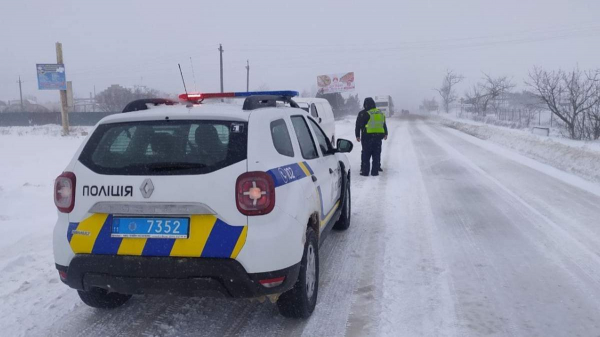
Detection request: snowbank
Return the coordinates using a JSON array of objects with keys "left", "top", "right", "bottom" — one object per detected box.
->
[
  {"left": 435, "top": 117, "right": 600, "bottom": 183},
  {"left": 0, "top": 125, "right": 91, "bottom": 137}
]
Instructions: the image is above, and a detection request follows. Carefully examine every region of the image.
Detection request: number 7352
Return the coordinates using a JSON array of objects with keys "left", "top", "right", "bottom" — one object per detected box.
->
[{"left": 147, "top": 220, "right": 181, "bottom": 234}]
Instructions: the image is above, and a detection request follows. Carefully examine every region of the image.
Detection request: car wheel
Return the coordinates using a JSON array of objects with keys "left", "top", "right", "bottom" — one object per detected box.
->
[
  {"left": 277, "top": 227, "right": 319, "bottom": 318},
  {"left": 77, "top": 288, "right": 132, "bottom": 309},
  {"left": 333, "top": 174, "right": 351, "bottom": 230}
]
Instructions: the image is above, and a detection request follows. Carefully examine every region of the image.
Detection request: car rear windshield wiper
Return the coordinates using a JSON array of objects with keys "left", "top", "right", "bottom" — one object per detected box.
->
[{"left": 146, "top": 162, "right": 207, "bottom": 172}]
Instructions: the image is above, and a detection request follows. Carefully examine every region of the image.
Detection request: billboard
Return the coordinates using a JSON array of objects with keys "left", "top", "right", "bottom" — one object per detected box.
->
[
  {"left": 317, "top": 72, "right": 355, "bottom": 94},
  {"left": 36, "top": 64, "right": 67, "bottom": 90}
]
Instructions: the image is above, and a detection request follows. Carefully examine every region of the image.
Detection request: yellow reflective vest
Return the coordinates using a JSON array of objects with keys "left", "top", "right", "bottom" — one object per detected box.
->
[{"left": 365, "top": 109, "right": 386, "bottom": 134}]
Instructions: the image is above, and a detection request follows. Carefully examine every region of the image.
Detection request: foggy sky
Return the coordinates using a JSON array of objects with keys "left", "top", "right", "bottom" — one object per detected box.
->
[{"left": 1, "top": 0, "right": 599, "bottom": 110}]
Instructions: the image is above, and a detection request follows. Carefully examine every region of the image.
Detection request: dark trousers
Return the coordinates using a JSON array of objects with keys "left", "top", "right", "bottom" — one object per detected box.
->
[{"left": 360, "top": 136, "right": 382, "bottom": 175}]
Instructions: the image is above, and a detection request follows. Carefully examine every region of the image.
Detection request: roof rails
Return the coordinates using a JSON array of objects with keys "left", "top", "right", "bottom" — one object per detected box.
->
[
  {"left": 122, "top": 98, "right": 177, "bottom": 113},
  {"left": 242, "top": 95, "right": 300, "bottom": 111}
]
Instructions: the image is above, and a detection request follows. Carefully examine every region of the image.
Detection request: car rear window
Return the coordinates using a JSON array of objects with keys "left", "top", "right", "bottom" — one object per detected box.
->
[{"left": 79, "top": 120, "right": 247, "bottom": 175}]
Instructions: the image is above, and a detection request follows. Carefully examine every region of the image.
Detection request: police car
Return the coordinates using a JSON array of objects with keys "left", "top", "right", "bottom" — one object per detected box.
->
[{"left": 53, "top": 91, "right": 353, "bottom": 318}]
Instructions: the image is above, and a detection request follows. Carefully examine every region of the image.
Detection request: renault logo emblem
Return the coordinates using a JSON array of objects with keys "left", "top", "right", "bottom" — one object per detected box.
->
[{"left": 140, "top": 179, "right": 154, "bottom": 198}]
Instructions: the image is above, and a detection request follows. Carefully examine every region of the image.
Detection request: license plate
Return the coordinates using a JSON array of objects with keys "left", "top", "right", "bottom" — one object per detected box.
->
[{"left": 111, "top": 217, "right": 190, "bottom": 239}]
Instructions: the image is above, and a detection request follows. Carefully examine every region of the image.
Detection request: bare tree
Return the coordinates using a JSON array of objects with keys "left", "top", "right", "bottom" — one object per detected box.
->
[
  {"left": 583, "top": 81, "right": 600, "bottom": 140},
  {"left": 436, "top": 70, "right": 464, "bottom": 113},
  {"left": 96, "top": 85, "right": 133, "bottom": 112},
  {"left": 527, "top": 67, "right": 600, "bottom": 139},
  {"left": 464, "top": 85, "right": 485, "bottom": 114},
  {"left": 96, "top": 85, "right": 162, "bottom": 112},
  {"left": 482, "top": 74, "right": 515, "bottom": 115}
]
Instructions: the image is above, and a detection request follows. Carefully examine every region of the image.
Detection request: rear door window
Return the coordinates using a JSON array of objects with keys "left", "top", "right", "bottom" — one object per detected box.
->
[
  {"left": 270, "top": 119, "right": 294, "bottom": 157},
  {"left": 291, "top": 116, "right": 319, "bottom": 160},
  {"left": 79, "top": 120, "right": 247, "bottom": 175},
  {"left": 310, "top": 103, "right": 319, "bottom": 118}
]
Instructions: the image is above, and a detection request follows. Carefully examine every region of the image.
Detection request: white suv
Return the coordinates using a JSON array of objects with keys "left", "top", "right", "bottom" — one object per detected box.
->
[{"left": 52, "top": 92, "right": 353, "bottom": 318}]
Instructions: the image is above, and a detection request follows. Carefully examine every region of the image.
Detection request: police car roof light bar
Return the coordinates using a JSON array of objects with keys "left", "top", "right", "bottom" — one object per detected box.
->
[{"left": 179, "top": 90, "right": 299, "bottom": 102}]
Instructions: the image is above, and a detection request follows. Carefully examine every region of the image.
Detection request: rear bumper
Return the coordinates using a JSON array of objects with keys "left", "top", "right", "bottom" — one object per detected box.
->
[{"left": 57, "top": 255, "right": 300, "bottom": 298}]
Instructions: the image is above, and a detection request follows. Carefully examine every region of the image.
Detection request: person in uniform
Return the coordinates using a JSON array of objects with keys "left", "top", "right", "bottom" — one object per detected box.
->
[{"left": 355, "top": 97, "right": 388, "bottom": 176}]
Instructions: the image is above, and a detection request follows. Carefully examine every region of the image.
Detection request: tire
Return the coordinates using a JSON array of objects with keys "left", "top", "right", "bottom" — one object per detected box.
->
[
  {"left": 77, "top": 288, "right": 132, "bottom": 309},
  {"left": 333, "top": 173, "right": 351, "bottom": 231},
  {"left": 277, "top": 227, "right": 319, "bottom": 318}
]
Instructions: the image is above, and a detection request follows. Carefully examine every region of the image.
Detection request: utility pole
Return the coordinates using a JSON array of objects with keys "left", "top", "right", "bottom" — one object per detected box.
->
[
  {"left": 18, "top": 76, "right": 24, "bottom": 112},
  {"left": 246, "top": 60, "right": 250, "bottom": 92},
  {"left": 56, "top": 42, "right": 69, "bottom": 135},
  {"left": 218, "top": 44, "right": 224, "bottom": 93}
]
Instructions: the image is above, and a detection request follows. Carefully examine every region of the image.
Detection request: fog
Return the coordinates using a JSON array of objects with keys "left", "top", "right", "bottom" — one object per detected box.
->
[{"left": 1, "top": 0, "right": 599, "bottom": 110}]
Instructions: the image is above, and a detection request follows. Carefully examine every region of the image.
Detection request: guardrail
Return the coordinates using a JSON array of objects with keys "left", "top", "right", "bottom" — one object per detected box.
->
[{"left": 0, "top": 112, "right": 117, "bottom": 127}]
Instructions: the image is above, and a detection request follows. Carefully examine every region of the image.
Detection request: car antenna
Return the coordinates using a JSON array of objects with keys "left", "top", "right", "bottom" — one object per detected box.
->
[
  {"left": 178, "top": 64, "right": 189, "bottom": 96},
  {"left": 178, "top": 64, "right": 192, "bottom": 108}
]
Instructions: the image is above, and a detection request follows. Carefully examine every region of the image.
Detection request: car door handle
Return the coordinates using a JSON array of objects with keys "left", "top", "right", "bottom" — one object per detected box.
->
[
  {"left": 329, "top": 168, "right": 334, "bottom": 174},
  {"left": 312, "top": 175, "right": 318, "bottom": 182}
]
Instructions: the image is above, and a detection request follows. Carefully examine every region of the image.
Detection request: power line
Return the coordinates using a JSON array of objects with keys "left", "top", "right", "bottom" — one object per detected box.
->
[{"left": 50, "top": 22, "right": 600, "bottom": 93}]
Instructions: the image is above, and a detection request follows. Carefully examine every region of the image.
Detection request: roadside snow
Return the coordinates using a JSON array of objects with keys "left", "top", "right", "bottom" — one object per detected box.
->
[
  {"left": 0, "top": 126, "right": 88, "bottom": 336},
  {"left": 432, "top": 116, "right": 600, "bottom": 183}
]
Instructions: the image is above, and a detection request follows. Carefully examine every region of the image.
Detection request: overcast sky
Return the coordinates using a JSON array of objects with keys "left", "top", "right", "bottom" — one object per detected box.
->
[{"left": 1, "top": 0, "right": 599, "bottom": 109}]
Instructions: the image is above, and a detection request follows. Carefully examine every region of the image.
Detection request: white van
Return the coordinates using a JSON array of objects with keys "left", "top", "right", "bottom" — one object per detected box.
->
[{"left": 293, "top": 98, "right": 336, "bottom": 144}]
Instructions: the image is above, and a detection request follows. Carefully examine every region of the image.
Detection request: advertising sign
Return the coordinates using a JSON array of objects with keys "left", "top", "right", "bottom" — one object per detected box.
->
[
  {"left": 36, "top": 64, "right": 67, "bottom": 90},
  {"left": 317, "top": 72, "right": 355, "bottom": 94}
]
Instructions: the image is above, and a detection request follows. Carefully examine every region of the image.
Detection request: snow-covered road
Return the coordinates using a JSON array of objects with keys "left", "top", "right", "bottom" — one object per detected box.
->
[{"left": 2, "top": 116, "right": 600, "bottom": 336}]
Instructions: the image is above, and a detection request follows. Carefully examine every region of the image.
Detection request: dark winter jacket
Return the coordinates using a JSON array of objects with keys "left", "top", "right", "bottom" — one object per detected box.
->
[{"left": 355, "top": 97, "right": 388, "bottom": 139}]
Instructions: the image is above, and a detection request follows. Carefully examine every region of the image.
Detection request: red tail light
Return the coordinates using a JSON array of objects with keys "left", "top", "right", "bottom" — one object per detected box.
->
[
  {"left": 259, "top": 276, "right": 285, "bottom": 288},
  {"left": 236, "top": 172, "right": 275, "bottom": 216},
  {"left": 54, "top": 172, "right": 76, "bottom": 213}
]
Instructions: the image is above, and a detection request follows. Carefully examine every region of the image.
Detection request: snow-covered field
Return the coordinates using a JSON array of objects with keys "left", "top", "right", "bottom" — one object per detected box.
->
[{"left": 2, "top": 116, "right": 600, "bottom": 336}]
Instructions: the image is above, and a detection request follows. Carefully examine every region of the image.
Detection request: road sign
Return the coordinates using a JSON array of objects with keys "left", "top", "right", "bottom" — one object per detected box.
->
[{"left": 36, "top": 64, "right": 67, "bottom": 90}]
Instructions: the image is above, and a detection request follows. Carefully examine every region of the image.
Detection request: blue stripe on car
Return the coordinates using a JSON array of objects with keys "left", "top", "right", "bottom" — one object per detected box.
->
[
  {"left": 267, "top": 163, "right": 309, "bottom": 188},
  {"left": 201, "top": 219, "right": 244, "bottom": 258}
]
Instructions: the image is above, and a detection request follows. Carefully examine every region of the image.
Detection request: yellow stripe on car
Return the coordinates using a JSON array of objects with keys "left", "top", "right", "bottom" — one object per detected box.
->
[
  {"left": 230, "top": 225, "right": 248, "bottom": 259},
  {"left": 320, "top": 201, "right": 340, "bottom": 228},
  {"left": 69, "top": 213, "right": 108, "bottom": 254},
  {"left": 117, "top": 238, "right": 147, "bottom": 256},
  {"left": 169, "top": 215, "right": 217, "bottom": 257},
  {"left": 298, "top": 162, "right": 312, "bottom": 177}
]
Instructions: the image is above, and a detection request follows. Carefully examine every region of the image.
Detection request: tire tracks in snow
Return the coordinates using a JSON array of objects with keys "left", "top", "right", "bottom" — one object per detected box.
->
[
  {"left": 414, "top": 122, "right": 523, "bottom": 336},
  {"left": 348, "top": 118, "right": 460, "bottom": 337},
  {"left": 345, "top": 121, "right": 402, "bottom": 336},
  {"left": 416, "top": 120, "right": 600, "bottom": 336}
]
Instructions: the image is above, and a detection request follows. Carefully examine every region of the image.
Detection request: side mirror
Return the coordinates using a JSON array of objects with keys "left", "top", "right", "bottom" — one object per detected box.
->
[
  {"left": 336, "top": 138, "right": 353, "bottom": 153},
  {"left": 319, "top": 117, "right": 322, "bottom": 123}
]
